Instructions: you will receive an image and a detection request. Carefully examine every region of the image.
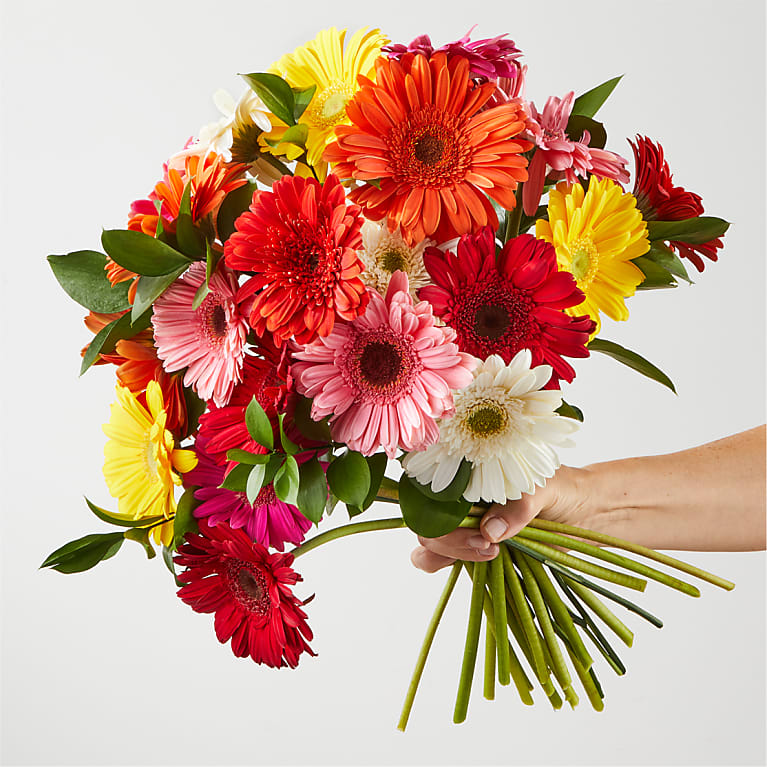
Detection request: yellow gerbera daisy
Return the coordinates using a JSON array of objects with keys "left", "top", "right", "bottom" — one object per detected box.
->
[
  {"left": 103, "top": 381, "right": 197, "bottom": 546},
  {"left": 262, "top": 26, "right": 388, "bottom": 170},
  {"left": 536, "top": 177, "right": 650, "bottom": 333}
]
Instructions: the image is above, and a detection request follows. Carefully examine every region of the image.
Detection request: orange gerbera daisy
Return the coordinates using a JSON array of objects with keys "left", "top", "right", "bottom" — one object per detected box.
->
[{"left": 324, "top": 52, "right": 530, "bottom": 245}]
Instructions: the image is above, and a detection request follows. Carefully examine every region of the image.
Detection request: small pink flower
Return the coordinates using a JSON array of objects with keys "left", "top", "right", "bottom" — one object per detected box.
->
[
  {"left": 152, "top": 262, "right": 249, "bottom": 407},
  {"left": 291, "top": 272, "right": 476, "bottom": 458}
]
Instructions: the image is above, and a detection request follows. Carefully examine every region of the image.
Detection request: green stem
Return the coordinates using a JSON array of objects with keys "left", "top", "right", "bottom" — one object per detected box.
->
[
  {"left": 397, "top": 562, "right": 461, "bottom": 732},
  {"left": 483, "top": 626, "right": 496, "bottom": 701},
  {"left": 488, "top": 554, "right": 511, "bottom": 685},
  {"left": 454, "top": 560, "right": 487, "bottom": 724},
  {"left": 563, "top": 578, "right": 634, "bottom": 647},
  {"left": 527, "top": 519, "right": 735, "bottom": 591},
  {"left": 291, "top": 518, "right": 407, "bottom": 559},
  {"left": 504, "top": 183, "right": 525, "bottom": 242},
  {"left": 517, "top": 526, "right": 700, "bottom": 596}
]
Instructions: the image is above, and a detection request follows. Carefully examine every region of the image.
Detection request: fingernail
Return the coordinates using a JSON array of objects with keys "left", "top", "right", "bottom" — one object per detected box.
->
[
  {"left": 484, "top": 517, "right": 508, "bottom": 542},
  {"left": 468, "top": 534, "right": 489, "bottom": 550},
  {"left": 478, "top": 545, "right": 499, "bottom": 558}
]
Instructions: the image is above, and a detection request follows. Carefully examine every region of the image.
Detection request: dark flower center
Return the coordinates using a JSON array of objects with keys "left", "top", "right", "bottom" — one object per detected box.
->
[
  {"left": 359, "top": 341, "right": 402, "bottom": 386},
  {"left": 473, "top": 303, "right": 510, "bottom": 340},
  {"left": 227, "top": 561, "right": 271, "bottom": 615},
  {"left": 414, "top": 133, "right": 444, "bottom": 166},
  {"left": 210, "top": 304, "right": 228, "bottom": 337}
]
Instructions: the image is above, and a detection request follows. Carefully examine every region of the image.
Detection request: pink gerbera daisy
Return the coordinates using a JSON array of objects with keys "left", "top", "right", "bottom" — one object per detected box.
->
[
  {"left": 152, "top": 262, "right": 249, "bottom": 407},
  {"left": 291, "top": 271, "right": 476, "bottom": 458},
  {"left": 185, "top": 434, "right": 311, "bottom": 550}
]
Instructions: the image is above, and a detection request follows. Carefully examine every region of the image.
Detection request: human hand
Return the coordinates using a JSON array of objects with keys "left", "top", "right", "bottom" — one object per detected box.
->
[{"left": 410, "top": 465, "right": 594, "bottom": 572}]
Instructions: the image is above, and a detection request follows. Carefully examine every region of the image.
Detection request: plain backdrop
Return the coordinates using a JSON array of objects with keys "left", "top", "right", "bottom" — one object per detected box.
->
[{"left": 1, "top": 0, "right": 765, "bottom": 765}]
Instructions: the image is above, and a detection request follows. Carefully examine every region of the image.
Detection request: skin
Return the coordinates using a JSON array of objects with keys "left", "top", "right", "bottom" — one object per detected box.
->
[{"left": 411, "top": 425, "right": 767, "bottom": 573}]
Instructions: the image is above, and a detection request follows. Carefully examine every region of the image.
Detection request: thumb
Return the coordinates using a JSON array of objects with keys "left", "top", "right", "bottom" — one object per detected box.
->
[{"left": 480, "top": 494, "right": 540, "bottom": 543}]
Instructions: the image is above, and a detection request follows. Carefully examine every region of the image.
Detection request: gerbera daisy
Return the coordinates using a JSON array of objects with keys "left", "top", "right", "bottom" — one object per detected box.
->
[
  {"left": 184, "top": 435, "right": 311, "bottom": 550},
  {"left": 262, "top": 27, "right": 388, "bottom": 169},
  {"left": 324, "top": 51, "right": 531, "bottom": 246},
  {"left": 630, "top": 135, "right": 723, "bottom": 272},
  {"left": 383, "top": 29, "right": 522, "bottom": 81},
  {"left": 103, "top": 381, "right": 197, "bottom": 545},
  {"left": 224, "top": 173, "right": 368, "bottom": 345},
  {"left": 198, "top": 348, "right": 288, "bottom": 466},
  {"left": 152, "top": 262, "right": 250, "bottom": 407},
  {"left": 291, "top": 271, "right": 476, "bottom": 458},
  {"left": 358, "top": 219, "right": 432, "bottom": 299},
  {"left": 402, "top": 351, "right": 577, "bottom": 504},
  {"left": 535, "top": 177, "right": 650, "bottom": 333},
  {"left": 175, "top": 520, "right": 315, "bottom": 668},
  {"left": 419, "top": 228, "right": 595, "bottom": 388}
]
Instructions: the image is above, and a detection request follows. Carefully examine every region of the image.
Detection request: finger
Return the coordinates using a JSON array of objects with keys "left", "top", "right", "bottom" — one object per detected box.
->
[
  {"left": 410, "top": 546, "right": 456, "bottom": 573},
  {"left": 417, "top": 531, "right": 499, "bottom": 561},
  {"left": 480, "top": 495, "right": 540, "bottom": 542}
]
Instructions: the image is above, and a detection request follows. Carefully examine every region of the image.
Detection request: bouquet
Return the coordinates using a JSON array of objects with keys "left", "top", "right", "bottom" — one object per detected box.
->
[{"left": 44, "top": 26, "right": 734, "bottom": 728}]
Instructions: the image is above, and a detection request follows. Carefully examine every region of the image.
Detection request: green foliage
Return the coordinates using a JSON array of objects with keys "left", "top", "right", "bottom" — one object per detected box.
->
[
  {"left": 181, "top": 387, "right": 207, "bottom": 441},
  {"left": 226, "top": 449, "right": 271, "bottom": 465},
  {"left": 555, "top": 400, "right": 584, "bottom": 422},
  {"left": 172, "top": 488, "right": 199, "bottom": 550},
  {"left": 124, "top": 527, "right": 157, "bottom": 559},
  {"left": 274, "top": 455, "right": 300, "bottom": 506},
  {"left": 292, "top": 84, "right": 316, "bottom": 121},
  {"left": 280, "top": 123, "right": 309, "bottom": 149},
  {"left": 241, "top": 72, "right": 296, "bottom": 126},
  {"left": 646, "top": 216, "right": 729, "bottom": 245},
  {"left": 589, "top": 337, "right": 676, "bottom": 393},
  {"left": 278, "top": 413, "right": 299, "bottom": 455},
  {"left": 217, "top": 182, "right": 257, "bottom": 242},
  {"left": 101, "top": 229, "right": 192, "bottom": 276},
  {"left": 40, "top": 532, "right": 125, "bottom": 574},
  {"left": 398, "top": 474, "right": 471, "bottom": 538},
  {"left": 326, "top": 450, "right": 370, "bottom": 508},
  {"left": 361, "top": 452, "right": 388, "bottom": 510},
  {"left": 292, "top": 396, "right": 332, "bottom": 443},
  {"left": 245, "top": 396, "right": 274, "bottom": 450},
  {"left": 85, "top": 497, "right": 165, "bottom": 528},
  {"left": 296, "top": 456, "right": 328, "bottom": 523},
  {"left": 566, "top": 115, "right": 607, "bottom": 149},
  {"left": 48, "top": 250, "right": 132, "bottom": 313},
  {"left": 571, "top": 75, "right": 623, "bottom": 118},
  {"left": 80, "top": 308, "right": 152, "bottom": 375},
  {"left": 175, "top": 183, "right": 207, "bottom": 258},
  {"left": 632, "top": 256, "right": 678, "bottom": 290},
  {"left": 636, "top": 241, "right": 693, "bottom": 286},
  {"left": 131, "top": 265, "right": 187, "bottom": 322},
  {"left": 246, "top": 463, "right": 267, "bottom": 505}
]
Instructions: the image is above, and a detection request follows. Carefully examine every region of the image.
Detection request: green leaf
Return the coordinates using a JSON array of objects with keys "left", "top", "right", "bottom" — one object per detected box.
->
[
  {"left": 588, "top": 337, "right": 676, "bottom": 393},
  {"left": 292, "top": 396, "right": 332, "bottom": 443},
  {"left": 246, "top": 463, "right": 266, "bottom": 506},
  {"left": 124, "top": 527, "right": 157, "bottom": 559},
  {"left": 280, "top": 123, "right": 309, "bottom": 148},
  {"left": 367, "top": 178, "right": 382, "bottom": 190},
  {"left": 172, "top": 488, "right": 199, "bottom": 550},
  {"left": 175, "top": 183, "right": 206, "bottom": 258},
  {"left": 217, "top": 182, "right": 257, "bottom": 242},
  {"left": 555, "top": 400, "right": 584, "bottom": 422},
  {"left": 632, "top": 256, "right": 677, "bottom": 290},
  {"left": 565, "top": 114, "right": 606, "bottom": 149},
  {"left": 220, "top": 463, "right": 252, "bottom": 493},
  {"left": 263, "top": 453, "right": 284, "bottom": 488},
  {"left": 84, "top": 497, "right": 165, "bottom": 528},
  {"left": 407, "top": 460, "right": 472, "bottom": 503},
  {"left": 48, "top": 250, "right": 132, "bottom": 313},
  {"left": 398, "top": 474, "right": 471, "bottom": 538},
  {"left": 646, "top": 217, "right": 730, "bottom": 245},
  {"left": 346, "top": 504, "right": 364, "bottom": 519},
  {"left": 278, "top": 413, "right": 299, "bottom": 455},
  {"left": 642, "top": 242, "right": 693, "bottom": 284},
  {"left": 101, "top": 229, "right": 192, "bottom": 276},
  {"left": 293, "top": 84, "right": 317, "bottom": 121},
  {"left": 41, "top": 532, "right": 125, "bottom": 574},
  {"left": 245, "top": 396, "right": 274, "bottom": 450},
  {"left": 131, "top": 265, "right": 187, "bottom": 322},
  {"left": 325, "top": 489, "right": 340, "bottom": 516},
  {"left": 192, "top": 280, "right": 210, "bottom": 311},
  {"left": 205, "top": 239, "right": 221, "bottom": 286},
  {"left": 274, "top": 455, "right": 300, "bottom": 506},
  {"left": 326, "top": 450, "right": 370, "bottom": 508},
  {"left": 80, "top": 308, "right": 152, "bottom": 375},
  {"left": 226, "top": 449, "right": 271, "bottom": 465},
  {"left": 296, "top": 456, "right": 327, "bottom": 523},
  {"left": 571, "top": 75, "right": 623, "bottom": 118},
  {"left": 241, "top": 72, "right": 296, "bottom": 126},
  {"left": 361, "top": 452, "right": 388, "bottom": 510},
  {"left": 181, "top": 387, "right": 207, "bottom": 441}
]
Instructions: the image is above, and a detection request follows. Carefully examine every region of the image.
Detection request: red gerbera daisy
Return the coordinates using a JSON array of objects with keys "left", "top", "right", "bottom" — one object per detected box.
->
[
  {"left": 224, "top": 173, "right": 368, "bottom": 345},
  {"left": 418, "top": 228, "right": 595, "bottom": 388},
  {"left": 324, "top": 51, "right": 530, "bottom": 246},
  {"left": 175, "top": 520, "right": 315, "bottom": 668},
  {"left": 630, "top": 135, "right": 723, "bottom": 272}
]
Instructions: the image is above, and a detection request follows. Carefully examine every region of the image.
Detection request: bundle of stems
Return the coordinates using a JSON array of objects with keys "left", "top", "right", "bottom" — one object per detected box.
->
[{"left": 396, "top": 518, "right": 735, "bottom": 730}]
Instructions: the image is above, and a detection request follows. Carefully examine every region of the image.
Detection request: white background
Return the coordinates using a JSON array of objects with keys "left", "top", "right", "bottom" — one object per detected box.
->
[{"left": 1, "top": 0, "right": 765, "bottom": 765}]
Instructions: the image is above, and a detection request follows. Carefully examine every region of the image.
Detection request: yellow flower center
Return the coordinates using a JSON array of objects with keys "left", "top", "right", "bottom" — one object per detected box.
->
[
  {"left": 379, "top": 248, "right": 410, "bottom": 273},
  {"left": 308, "top": 81, "right": 355, "bottom": 129},
  {"left": 465, "top": 402, "right": 508, "bottom": 437},
  {"left": 568, "top": 236, "right": 600, "bottom": 287}
]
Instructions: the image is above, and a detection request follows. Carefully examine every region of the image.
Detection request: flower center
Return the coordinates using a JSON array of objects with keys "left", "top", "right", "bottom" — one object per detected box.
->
[
  {"left": 568, "top": 237, "right": 599, "bottom": 286},
  {"left": 344, "top": 327, "right": 422, "bottom": 403},
  {"left": 226, "top": 560, "right": 271, "bottom": 615},
  {"left": 308, "top": 81, "right": 355, "bottom": 129},
  {"left": 380, "top": 248, "right": 410, "bottom": 273},
  {"left": 198, "top": 295, "right": 231, "bottom": 346},
  {"left": 465, "top": 402, "right": 508, "bottom": 436},
  {"left": 473, "top": 303, "right": 510, "bottom": 340},
  {"left": 387, "top": 105, "right": 472, "bottom": 188}
]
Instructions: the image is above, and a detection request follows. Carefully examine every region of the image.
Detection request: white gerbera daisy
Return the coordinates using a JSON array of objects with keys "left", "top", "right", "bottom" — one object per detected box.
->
[
  {"left": 359, "top": 220, "right": 432, "bottom": 299},
  {"left": 402, "top": 351, "right": 578, "bottom": 504}
]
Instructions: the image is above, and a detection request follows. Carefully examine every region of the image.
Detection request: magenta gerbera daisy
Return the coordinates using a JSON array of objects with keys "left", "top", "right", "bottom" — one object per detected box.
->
[
  {"left": 151, "top": 262, "right": 249, "bottom": 407},
  {"left": 418, "top": 228, "right": 595, "bottom": 388},
  {"left": 291, "top": 271, "right": 476, "bottom": 458},
  {"left": 185, "top": 434, "right": 312, "bottom": 550},
  {"left": 175, "top": 520, "right": 315, "bottom": 668}
]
